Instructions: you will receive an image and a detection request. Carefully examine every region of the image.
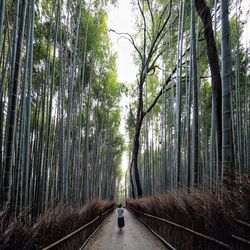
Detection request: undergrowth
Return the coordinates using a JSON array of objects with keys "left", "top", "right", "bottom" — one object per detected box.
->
[
  {"left": 0, "top": 199, "right": 115, "bottom": 250},
  {"left": 126, "top": 175, "right": 250, "bottom": 243}
]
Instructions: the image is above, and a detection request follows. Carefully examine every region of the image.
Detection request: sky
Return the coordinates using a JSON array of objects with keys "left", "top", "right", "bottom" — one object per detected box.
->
[
  {"left": 107, "top": 0, "right": 137, "bottom": 179},
  {"left": 241, "top": 0, "right": 250, "bottom": 45},
  {"left": 107, "top": 0, "right": 137, "bottom": 83}
]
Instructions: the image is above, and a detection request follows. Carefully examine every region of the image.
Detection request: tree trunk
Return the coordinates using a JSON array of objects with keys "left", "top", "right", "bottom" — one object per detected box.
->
[
  {"left": 195, "top": 0, "right": 222, "bottom": 176},
  {"left": 191, "top": 0, "right": 199, "bottom": 186},
  {"left": 0, "top": 0, "right": 5, "bottom": 60},
  {"left": 4, "top": 0, "right": 27, "bottom": 203},
  {"left": 131, "top": 100, "right": 143, "bottom": 197},
  {"left": 221, "top": 0, "right": 235, "bottom": 185}
]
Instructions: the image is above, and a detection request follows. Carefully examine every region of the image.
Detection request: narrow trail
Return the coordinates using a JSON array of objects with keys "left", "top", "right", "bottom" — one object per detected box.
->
[{"left": 84, "top": 209, "right": 166, "bottom": 250}]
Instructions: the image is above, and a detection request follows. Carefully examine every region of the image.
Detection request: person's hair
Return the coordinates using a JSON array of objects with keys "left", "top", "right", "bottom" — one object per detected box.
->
[{"left": 119, "top": 204, "right": 122, "bottom": 208}]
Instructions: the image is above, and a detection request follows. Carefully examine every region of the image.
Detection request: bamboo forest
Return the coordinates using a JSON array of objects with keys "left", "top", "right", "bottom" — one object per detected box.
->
[{"left": 0, "top": 0, "right": 250, "bottom": 249}]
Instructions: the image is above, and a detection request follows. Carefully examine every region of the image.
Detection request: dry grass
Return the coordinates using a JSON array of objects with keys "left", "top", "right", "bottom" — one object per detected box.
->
[
  {"left": 127, "top": 190, "right": 232, "bottom": 242},
  {"left": 126, "top": 175, "right": 250, "bottom": 243},
  {"left": 0, "top": 199, "right": 115, "bottom": 250}
]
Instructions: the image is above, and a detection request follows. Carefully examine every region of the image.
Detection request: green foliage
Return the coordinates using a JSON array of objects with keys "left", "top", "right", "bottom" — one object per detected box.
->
[
  {"left": 216, "top": 17, "right": 244, "bottom": 55},
  {"left": 0, "top": 0, "right": 124, "bottom": 211}
]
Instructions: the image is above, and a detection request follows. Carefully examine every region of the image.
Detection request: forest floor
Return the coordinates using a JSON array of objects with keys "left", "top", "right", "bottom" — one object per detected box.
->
[{"left": 84, "top": 209, "right": 166, "bottom": 250}]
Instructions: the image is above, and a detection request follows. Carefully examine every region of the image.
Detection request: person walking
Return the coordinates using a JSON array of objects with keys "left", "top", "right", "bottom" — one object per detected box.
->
[{"left": 117, "top": 204, "right": 125, "bottom": 230}]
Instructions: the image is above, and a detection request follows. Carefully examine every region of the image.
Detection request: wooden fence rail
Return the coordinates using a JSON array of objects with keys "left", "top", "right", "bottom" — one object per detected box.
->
[
  {"left": 128, "top": 206, "right": 232, "bottom": 250},
  {"left": 42, "top": 206, "right": 114, "bottom": 250}
]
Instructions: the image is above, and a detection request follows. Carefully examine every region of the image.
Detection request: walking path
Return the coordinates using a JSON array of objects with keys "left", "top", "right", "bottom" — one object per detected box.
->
[{"left": 84, "top": 209, "right": 166, "bottom": 250}]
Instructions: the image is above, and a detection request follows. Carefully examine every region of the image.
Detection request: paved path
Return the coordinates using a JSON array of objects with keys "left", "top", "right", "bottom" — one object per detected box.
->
[{"left": 84, "top": 209, "right": 166, "bottom": 250}]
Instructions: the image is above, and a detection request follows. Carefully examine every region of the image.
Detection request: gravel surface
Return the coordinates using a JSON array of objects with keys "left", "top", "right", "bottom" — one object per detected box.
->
[{"left": 84, "top": 209, "right": 166, "bottom": 250}]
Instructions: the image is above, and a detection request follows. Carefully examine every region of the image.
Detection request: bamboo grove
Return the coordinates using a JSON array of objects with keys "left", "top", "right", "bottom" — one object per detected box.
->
[
  {"left": 0, "top": 0, "right": 124, "bottom": 218},
  {"left": 0, "top": 0, "right": 250, "bottom": 221},
  {"left": 125, "top": 0, "right": 250, "bottom": 198}
]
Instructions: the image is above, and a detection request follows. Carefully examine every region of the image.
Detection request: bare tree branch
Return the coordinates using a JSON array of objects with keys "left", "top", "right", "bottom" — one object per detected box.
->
[
  {"left": 145, "top": 0, "right": 172, "bottom": 71},
  {"left": 143, "top": 46, "right": 190, "bottom": 117},
  {"left": 143, "top": 65, "right": 177, "bottom": 117},
  {"left": 109, "top": 29, "right": 143, "bottom": 62},
  {"left": 146, "top": 0, "right": 154, "bottom": 27},
  {"left": 129, "top": 108, "right": 136, "bottom": 128},
  {"left": 150, "top": 12, "right": 178, "bottom": 60},
  {"left": 137, "top": 0, "right": 147, "bottom": 64},
  {"left": 157, "top": 1, "right": 170, "bottom": 30},
  {"left": 147, "top": 49, "right": 165, "bottom": 73}
]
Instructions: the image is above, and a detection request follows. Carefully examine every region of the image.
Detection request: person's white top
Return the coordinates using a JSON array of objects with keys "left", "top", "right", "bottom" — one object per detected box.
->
[{"left": 117, "top": 207, "right": 124, "bottom": 218}]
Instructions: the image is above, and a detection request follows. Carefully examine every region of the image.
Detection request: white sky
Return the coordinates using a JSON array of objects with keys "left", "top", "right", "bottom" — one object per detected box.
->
[
  {"left": 107, "top": 0, "right": 137, "bottom": 179},
  {"left": 241, "top": 0, "right": 250, "bottom": 45},
  {"left": 107, "top": 0, "right": 137, "bottom": 83}
]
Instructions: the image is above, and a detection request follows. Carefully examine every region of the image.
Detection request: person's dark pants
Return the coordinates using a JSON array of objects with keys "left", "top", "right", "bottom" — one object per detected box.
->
[{"left": 118, "top": 217, "right": 125, "bottom": 228}]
